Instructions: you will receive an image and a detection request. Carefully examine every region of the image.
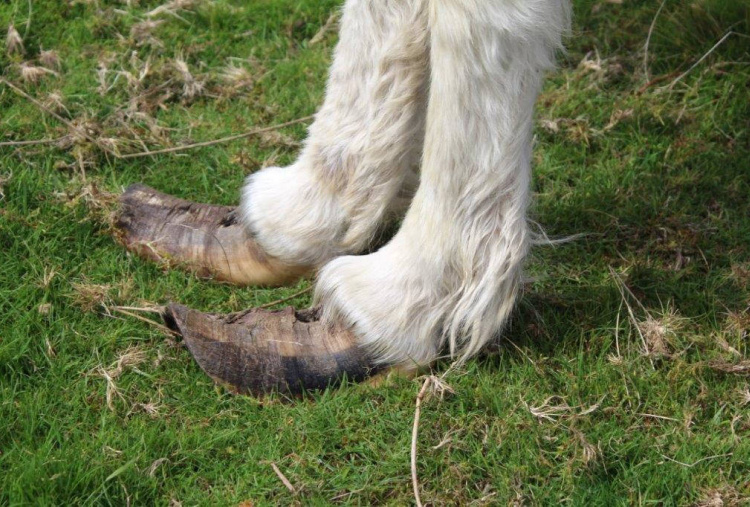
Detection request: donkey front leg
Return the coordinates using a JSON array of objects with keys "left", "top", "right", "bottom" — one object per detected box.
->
[
  {"left": 316, "top": 0, "right": 571, "bottom": 368},
  {"left": 162, "top": 0, "right": 571, "bottom": 395},
  {"left": 116, "top": 0, "right": 429, "bottom": 287}
]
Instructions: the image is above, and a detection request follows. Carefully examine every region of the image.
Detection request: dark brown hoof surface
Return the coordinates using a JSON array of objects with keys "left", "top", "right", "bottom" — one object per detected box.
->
[
  {"left": 115, "top": 184, "right": 310, "bottom": 286},
  {"left": 164, "top": 304, "right": 380, "bottom": 395}
]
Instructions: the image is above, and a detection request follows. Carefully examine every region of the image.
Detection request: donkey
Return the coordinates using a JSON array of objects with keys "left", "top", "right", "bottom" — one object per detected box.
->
[{"left": 115, "top": 0, "right": 572, "bottom": 395}]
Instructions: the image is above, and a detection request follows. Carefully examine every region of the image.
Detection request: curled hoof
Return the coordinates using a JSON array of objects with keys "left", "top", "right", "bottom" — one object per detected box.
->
[
  {"left": 163, "top": 304, "right": 382, "bottom": 395},
  {"left": 114, "top": 184, "right": 310, "bottom": 287}
]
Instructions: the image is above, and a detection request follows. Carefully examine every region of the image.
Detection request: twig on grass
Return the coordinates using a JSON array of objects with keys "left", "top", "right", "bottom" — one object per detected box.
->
[
  {"left": 118, "top": 115, "right": 314, "bottom": 159},
  {"left": 270, "top": 462, "right": 295, "bottom": 494},
  {"left": 258, "top": 286, "right": 312, "bottom": 309}
]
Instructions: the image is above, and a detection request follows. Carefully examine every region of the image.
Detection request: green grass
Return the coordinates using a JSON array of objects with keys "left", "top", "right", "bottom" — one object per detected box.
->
[{"left": 1, "top": 0, "right": 749, "bottom": 504}]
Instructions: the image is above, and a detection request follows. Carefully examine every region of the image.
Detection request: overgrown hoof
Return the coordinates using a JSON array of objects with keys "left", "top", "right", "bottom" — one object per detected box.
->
[
  {"left": 163, "top": 303, "right": 381, "bottom": 395},
  {"left": 114, "top": 184, "right": 310, "bottom": 286}
]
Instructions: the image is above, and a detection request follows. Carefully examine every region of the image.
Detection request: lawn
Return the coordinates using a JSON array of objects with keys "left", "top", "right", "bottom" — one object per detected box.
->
[{"left": 1, "top": 0, "right": 749, "bottom": 504}]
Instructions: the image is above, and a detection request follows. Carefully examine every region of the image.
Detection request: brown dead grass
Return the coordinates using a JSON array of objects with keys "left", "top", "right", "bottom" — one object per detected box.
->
[
  {"left": 696, "top": 486, "right": 745, "bottom": 507},
  {"left": 5, "top": 24, "right": 24, "bottom": 55},
  {"left": 94, "top": 345, "right": 150, "bottom": 411},
  {"left": 70, "top": 276, "right": 133, "bottom": 312},
  {"left": 704, "top": 360, "right": 750, "bottom": 375}
]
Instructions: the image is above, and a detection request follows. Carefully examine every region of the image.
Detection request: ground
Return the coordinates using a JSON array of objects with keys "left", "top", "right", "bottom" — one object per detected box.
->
[{"left": 1, "top": 0, "right": 749, "bottom": 505}]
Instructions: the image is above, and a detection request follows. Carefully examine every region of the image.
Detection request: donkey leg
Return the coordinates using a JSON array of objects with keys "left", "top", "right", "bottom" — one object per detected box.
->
[
  {"left": 116, "top": 0, "right": 429, "bottom": 286},
  {"left": 314, "top": 0, "right": 571, "bottom": 368},
  {"left": 165, "top": 0, "right": 570, "bottom": 394}
]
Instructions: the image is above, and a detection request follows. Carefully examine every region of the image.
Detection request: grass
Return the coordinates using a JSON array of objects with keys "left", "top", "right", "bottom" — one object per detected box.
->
[{"left": 1, "top": 0, "right": 749, "bottom": 504}]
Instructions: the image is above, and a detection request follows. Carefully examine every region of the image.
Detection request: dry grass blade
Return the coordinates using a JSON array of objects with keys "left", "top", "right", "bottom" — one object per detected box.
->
[
  {"left": 270, "top": 463, "right": 295, "bottom": 494},
  {"left": 660, "top": 453, "right": 733, "bottom": 468},
  {"left": 71, "top": 281, "right": 112, "bottom": 311},
  {"left": 257, "top": 287, "right": 312, "bottom": 309},
  {"left": 704, "top": 360, "right": 750, "bottom": 375},
  {"left": 571, "top": 428, "right": 599, "bottom": 466},
  {"left": 637, "top": 412, "right": 680, "bottom": 422},
  {"left": 39, "top": 49, "right": 61, "bottom": 70},
  {"left": 0, "top": 78, "right": 117, "bottom": 157},
  {"left": 642, "top": 0, "right": 667, "bottom": 82},
  {"left": 411, "top": 375, "right": 454, "bottom": 507},
  {"left": 609, "top": 267, "right": 656, "bottom": 367},
  {"left": 109, "top": 307, "right": 180, "bottom": 337},
  {"left": 131, "top": 19, "right": 165, "bottom": 47},
  {"left": 6, "top": 24, "right": 24, "bottom": 55},
  {"left": 19, "top": 62, "right": 59, "bottom": 84},
  {"left": 110, "top": 305, "right": 165, "bottom": 314},
  {"left": 173, "top": 55, "right": 204, "bottom": 99},
  {"left": 637, "top": 313, "right": 678, "bottom": 358},
  {"left": 221, "top": 63, "right": 255, "bottom": 88},
  {"left": 0, "top": 138, "right": 60, "bottom": 147},
  {"left": 525, "top": 395, "right": 604, "bottom": 422},
  {"left": 0, "top": 171, "right": 11, "bottom": 202},
  {"left": 119, "top": 115, "right": 314, "bottom": 159},
  {"left": 664, "top": 32, "right": 747, "bottom": 90},
  {"left": 309, "top": 11, "right": 339, "bottom": 45},
  {"left": 696, "top": 487, "right": 744, "bottom": 507},
  {"left": 148, "top": 458, "right": 170, "bottom": 477},
  {"left": 95, "top": 346, "right": 149, "bottom": 411},
  {"left": 146, "top": 0, "right": 197, "bottom": 18}
]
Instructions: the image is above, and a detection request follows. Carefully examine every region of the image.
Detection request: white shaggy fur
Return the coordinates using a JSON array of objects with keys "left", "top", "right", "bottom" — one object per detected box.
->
[
  {"left": 241, "top": 0, "right": 429, "bottom": 266},
  {"left": 243, "top": 0, "right": 571, "bottom": 367}
]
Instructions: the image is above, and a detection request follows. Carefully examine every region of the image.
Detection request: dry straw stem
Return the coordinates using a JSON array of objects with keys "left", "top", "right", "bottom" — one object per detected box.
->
[
  {"left": 119, "top": 115, "right": 314, "bottom": 159},
  {"left": 257, "top": 286, "right": 312, "bottom": 309},
  {"left": 660, "top": 452, "right": 733, "bottom": 468},
  {"left": 704, "top": 360, "right": 750, "bottom": 375},
  {"left": 270, "top": 463, "right": 295, "bottom": 494},
  {"left": 309, "top": 11, "right": 339, "bottom": 45},
  {"left": 642, "top": 0, "right": 667, "bottom": 82},
  {"left": 411, "top": 375, "right": 454, "bottom": 507},
  {"left": 106, "top": 306, "right": 180, "bottom": 337},
  {"left": 609, "top": 267, "right": 656, "bottom": 367},
  {"left": 0, "top": 138, "right": 60, "bottom": 147},
  {"left": 663, "top": 32, "right": 750, "bottom": 90}
]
